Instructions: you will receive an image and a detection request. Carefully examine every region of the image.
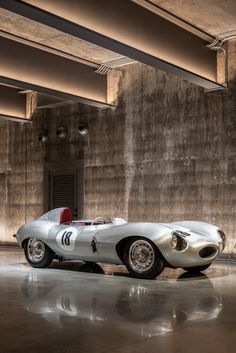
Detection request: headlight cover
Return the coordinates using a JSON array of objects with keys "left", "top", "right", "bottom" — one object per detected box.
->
[
  {"left": 170, "top": 234, "right": 178, "bottom": 249},
  {"left": 170, "top": 232, "right": 188, "bottom": 251}
]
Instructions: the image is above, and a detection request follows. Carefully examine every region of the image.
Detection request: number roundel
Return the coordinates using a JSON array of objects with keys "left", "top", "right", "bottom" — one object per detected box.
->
[{"left": 56, "top": 227, "right": 77, "bottom": 251}]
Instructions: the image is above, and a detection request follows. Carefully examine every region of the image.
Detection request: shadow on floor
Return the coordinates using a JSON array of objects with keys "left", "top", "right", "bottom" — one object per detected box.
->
[{"left": 48, "top": 260, "right": 211, "bottom": 281}]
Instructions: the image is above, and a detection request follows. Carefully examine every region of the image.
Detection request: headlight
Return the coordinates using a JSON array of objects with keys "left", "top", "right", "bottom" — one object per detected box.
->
[
  {"left": 170, "top": 234, "right": 178, "bottom": 249},
  {"left": 170, "top": 232, "right": 188, "bottom": 251}
]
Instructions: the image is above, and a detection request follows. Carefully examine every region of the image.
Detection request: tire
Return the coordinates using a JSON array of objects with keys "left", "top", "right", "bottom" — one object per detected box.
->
[
  {"left": 24, "top": 238, "right": 54, "bottom": 268},
  {"left": 123, "top": 238, "right": 164, "bottom": 279},
  {"left": 183, "top": 263, "right": 211, "bottom": 273}
]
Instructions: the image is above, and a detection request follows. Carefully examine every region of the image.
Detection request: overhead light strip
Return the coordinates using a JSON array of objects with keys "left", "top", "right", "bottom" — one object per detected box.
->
[{"left": 0, "top": 29, "right": 99, "bottom": 69}]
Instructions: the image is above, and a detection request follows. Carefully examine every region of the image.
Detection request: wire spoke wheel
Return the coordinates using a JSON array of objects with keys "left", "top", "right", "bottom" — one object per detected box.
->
[
  {"left": 27, "top": 239, "right": 46, "bottom": 263},
  {"left": 123, "top": 237, "right": 164, "bottom": 279},
  {"left": 129, "top": 239, "right": 155, "bottom": 273}
]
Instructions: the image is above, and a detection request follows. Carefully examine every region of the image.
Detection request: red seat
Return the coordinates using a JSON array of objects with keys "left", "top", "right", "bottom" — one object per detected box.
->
[{"left": 60, "top": 208, "right": 73, "bottom": 224}]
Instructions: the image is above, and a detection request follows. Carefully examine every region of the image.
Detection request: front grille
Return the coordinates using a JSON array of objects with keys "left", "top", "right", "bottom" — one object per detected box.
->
[{"left": 199, "top": 246, "right": 217, "bottom": 258}]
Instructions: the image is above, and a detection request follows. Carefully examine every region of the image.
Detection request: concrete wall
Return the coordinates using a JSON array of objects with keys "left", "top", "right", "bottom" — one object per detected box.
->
[{"left": 0, "top": 62, "right": 236, "bottom": 257}]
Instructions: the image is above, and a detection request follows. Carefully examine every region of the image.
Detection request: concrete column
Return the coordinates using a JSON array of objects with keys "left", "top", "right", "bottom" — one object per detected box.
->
[
  {"left": 216, "top": 50, "right": 226, "bottom": 85},
  {"left": 227, "top": 40, "right": 236, "bottom": 82}
]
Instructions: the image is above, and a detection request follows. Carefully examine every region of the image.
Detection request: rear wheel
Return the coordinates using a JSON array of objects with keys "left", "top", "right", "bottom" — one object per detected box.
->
[
  {"left": 123, "top": 238, "right": 164, "bottom": 279},
  {"left": 24, "top": 238, "right": 54, "bottom": 268},
  {"left": 183, "top": 263, "right": 211, "bottom": 273}
]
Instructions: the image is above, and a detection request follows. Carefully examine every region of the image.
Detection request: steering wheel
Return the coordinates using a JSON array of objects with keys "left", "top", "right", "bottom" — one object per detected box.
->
[{"left": 91, "top": 216, "right": 111, "bottom": 225}]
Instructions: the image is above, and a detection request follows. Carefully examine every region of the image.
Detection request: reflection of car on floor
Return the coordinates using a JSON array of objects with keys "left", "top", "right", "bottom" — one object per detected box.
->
[
  {"left": 16, "top": 207, "right": 226, "bottom": 279},
  {"left": 21, "top": 269, "right": 223, "bottom": 335}
]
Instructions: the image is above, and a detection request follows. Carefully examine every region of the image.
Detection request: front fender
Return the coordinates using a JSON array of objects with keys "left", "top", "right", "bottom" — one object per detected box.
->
[{"left": 95, "top": 222, "right": 172, "bottom": 263}]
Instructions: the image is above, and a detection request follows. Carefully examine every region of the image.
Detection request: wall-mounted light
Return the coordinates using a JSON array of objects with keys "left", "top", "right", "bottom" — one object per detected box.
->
[
  {"left": 38, "top": 129, "right": 48, "bottom": 142},
  {"left": 56, "top": 126, "right": 68, "bottom": 139},
  {"left": 78, "top": 123, "right": 89, "bottom": 136}
]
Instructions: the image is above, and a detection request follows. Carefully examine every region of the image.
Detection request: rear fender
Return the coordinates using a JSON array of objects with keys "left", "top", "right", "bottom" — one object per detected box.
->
[
  {"left": 16, "top": 208, "right": 72, "bottom": 247},
  {"left": 17, "top": 220, "right": 57, "bottom": 248}
]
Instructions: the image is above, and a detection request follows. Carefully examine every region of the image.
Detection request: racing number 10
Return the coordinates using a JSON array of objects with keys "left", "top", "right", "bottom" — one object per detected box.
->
[{"left": 61, "top": 231, "right": 72, "bottom": 246}]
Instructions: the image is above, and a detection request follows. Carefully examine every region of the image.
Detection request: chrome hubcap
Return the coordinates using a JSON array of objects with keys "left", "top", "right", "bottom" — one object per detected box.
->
[
  {"left": 27, "top": 239, "right": 45, "bottom": 263},
  {"left": 129, "top": 240, "right": 155, "bottom": 273}
]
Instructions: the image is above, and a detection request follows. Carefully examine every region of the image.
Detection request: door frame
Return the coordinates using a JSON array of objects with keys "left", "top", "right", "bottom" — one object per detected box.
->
[{"left": 43, "top": 159, "right": 84, "bottom": 218}]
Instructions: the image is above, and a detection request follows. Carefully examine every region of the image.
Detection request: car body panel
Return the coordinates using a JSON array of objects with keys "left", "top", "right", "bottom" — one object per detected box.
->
[{"left": 16, "top": 208, "right": 225, "bottom": 268}]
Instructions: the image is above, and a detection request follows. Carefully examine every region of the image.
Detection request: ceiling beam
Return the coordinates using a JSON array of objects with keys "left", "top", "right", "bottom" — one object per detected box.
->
[
  {"left": 36, "top": 94, "right": 74, "bottom": 109},
  {"left": 0, "top": 115, "right": 32, "bottom": 123},
  {"left": 0, "top": 35, "right": 110, "bottom": 108},
  {"left": 0, "top": 0, "right": 224, "bottom": 90},
  {"left": 131, "top": 0, "right": 215, "bottom": 43},
  {"left": 0, "top": 29, "right": 99, "bottom": 69},
  {"left": 0, "top": 84, "right": 29, "bottom": 121},
  {"left": 0, "top": 84, "right": 78, "bottom": 122}
]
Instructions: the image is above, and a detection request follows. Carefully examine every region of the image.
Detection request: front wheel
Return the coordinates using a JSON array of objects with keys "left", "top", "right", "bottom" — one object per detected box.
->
[
  {"left": 183, "top": 263, "right": 211, "bottom": 273},
  {"left": 24, "top": 238, "right": 54, "bottom": 268},
  {"left": 123, "top": 238, "right": 164, "bottom": 279}
]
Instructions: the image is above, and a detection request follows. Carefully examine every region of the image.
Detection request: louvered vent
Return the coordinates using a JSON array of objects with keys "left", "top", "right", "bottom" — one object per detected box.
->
[{"left": 52, "top": 174, "right": 75, "bottom": 211}]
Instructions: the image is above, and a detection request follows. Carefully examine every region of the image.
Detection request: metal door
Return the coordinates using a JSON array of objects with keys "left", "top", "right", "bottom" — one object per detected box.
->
[
  {"left": 44, "top": 160, "right": 84, "bottom": 220},
  {"left": 49, "top": 169, "right": 78, "bottom": 218}
]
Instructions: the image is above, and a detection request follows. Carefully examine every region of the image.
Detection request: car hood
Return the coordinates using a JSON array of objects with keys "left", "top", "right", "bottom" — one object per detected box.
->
[{"left": 160, "top": 222, "right": 220, "bottom": 243}]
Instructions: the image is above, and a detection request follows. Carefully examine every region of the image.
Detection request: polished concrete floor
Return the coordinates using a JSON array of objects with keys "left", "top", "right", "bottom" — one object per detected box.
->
[{"left": 0, "top": 247, "right": 236, "bottom": 353}]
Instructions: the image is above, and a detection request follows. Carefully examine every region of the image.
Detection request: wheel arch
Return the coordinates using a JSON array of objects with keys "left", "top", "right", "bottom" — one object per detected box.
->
[
  {"left": 21, "top": 237, "right": 29, "bottom": 249},
  {"left": 21, "top": 237, "right": 55, "bottom": 256},
  {"left": 115, "top": 235, "right": 166, "bottom": 264}
]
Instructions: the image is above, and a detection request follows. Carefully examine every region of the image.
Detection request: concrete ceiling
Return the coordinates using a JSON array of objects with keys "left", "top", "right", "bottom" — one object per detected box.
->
[
  {"left": 0, "top": 1, "right": 235, "bottom": 73},
  {"left": 0, "top": 7, "right": 124, "bottom": 66},
  {"left": 0, "top": 0, "right": 235, "bottom": 122},
  {"left": 2, "top": 0, "right": 222, "bottom": 90},
  {"left": 149, "top": 0, "right": 236, "bottom": 37}
]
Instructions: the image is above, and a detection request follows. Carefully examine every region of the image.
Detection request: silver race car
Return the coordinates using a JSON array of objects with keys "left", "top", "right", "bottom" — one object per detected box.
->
[{"left": 15, "top": 207, "right": 226, "bottom": 279}]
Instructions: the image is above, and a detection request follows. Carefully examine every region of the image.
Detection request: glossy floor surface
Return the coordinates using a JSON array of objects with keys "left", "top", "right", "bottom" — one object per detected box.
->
[{"left": 0, "top": 247, "right": 236, "bottom": 353}]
